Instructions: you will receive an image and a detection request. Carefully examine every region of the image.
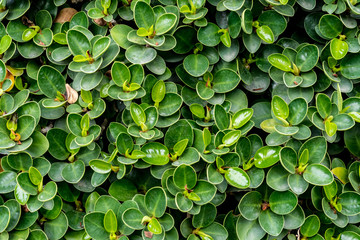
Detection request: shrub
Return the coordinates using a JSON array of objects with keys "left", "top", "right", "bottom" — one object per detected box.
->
[{"left": 1, "top": 0, "right": 360, "bottom": 239}]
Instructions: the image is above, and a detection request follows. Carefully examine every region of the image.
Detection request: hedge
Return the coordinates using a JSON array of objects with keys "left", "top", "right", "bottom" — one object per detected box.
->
[{"left": 1, "top": 0, "right": 360, "bottom": 239}]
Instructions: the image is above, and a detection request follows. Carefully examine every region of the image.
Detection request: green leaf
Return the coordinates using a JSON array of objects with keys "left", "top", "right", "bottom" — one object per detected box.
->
[
  {"left": 141, "top": 142, "right": 169, "bottom": 165},
  {"left": 80, "top": 113, "right": 90, "bottom": 132},
  {"left": 269, "top": 190, "right": 297, "bottom": 215},
  {"left": 4, "top": 199, "right": 21, "bottom": 232},
  {"left": 92, "top": 36, "right": 111, "bottom": 59},
  {"left": 212, "top": 69, "right": 241, "bottom": 93},
  {"left": 175, "top": 192, "right": 193, "bottom": 212},
  {"left": 145, "top": 187, "right": 167, "bottom": 218},
  {"left": 7, "top": 152, "right": 32, "bottom": 171},
  {"left": 88, "top": 8, "right": 105, "bottom": 19},
  {"left": 324, "top": 181, "right": 337, "bottom": 201},
  {"left": 17, "top": 172, "right": 38, "bottom": 195},
  {"left": 236, "top": 216, "right": 266, "bottom": 240},
  {"left": 28, "top": 230, "right": 48, "bottom": 240},
  {"left": 125, "top": 45, "right": 157, "bottom": 64},
  {"left": 155, "top": 13, "right": 177, "bottom": 35},
  {"left": 254, "top": 146, "right": 281, "bottom": 168},
  {"left": 66, "top": 29, "right": 91, "bottom": 57},
  {"left": 303, "top": 164, "right": 334, "bottom": 186},
  {"left": 29, "top": 166, "right": 42, "bottom": 186},
  {"left": 46, "top": 128, "right": 69, "bottom": 160},
  {"left": 130, "top": 103, "right": 146, "bottom": 127},
  {"left": 214, "top": 104, "right": 230, "bottom": 130},
  {"left": 288, "top": 98, "right": 307, "bottom": 126},
  {"left": 152, "top": 80, "right": 166, "bottom": 104},
  {"left": 330, "top": 38, "right": 348, "bottom": 60},
  {"left": 190, "top": 103, "right": 205, "bottom": 119},
  {"left": 14, "top": 185, "right": 30, "bottom": 207},
  {"left": 122, "top": 208, "right": 144, "bottom": 230},
  {"left": 272, "top": 95, "right": 289, "bottom": 121},
  {"left": 345, "top": 123, "right": 360, "bottom": 157},
  {"left": 300, "top": 215, "right": 320, "bottom": 237},
  {"left": 137, "top": 27, "right": 151, "bottom": 37},
  {"left": 316, "top": 94, "right": 332, "bottom": 120},
  {"left": 173, "top": 139, "right": 188, "bottom": 156},
  {"left": 109, "top": 179, "right": 138, "bottom": 201},
  {"left": 84, "top": 212, "right": 109, "bottom": 239},
  {"left": 295, "top": 44, "right": 319, "bottom": 72},
  {"left": 298, "top": 137, "right": 327, "bottom": 164},
  {"left": 90, "top": 159, "right": 112, "bottom": 174},
  {"left": 0, "top": 132, "right": 15, "bottom": 149},
  {"left": 116, "top": 133, "right": 133, "bottom": 155},
  {"left": 258, "top": 10, "right": 286, "bottom": 36},
  {"left": 266, "top": 164, "right": 290, "bottom": 191},
  {"left": 232, "top": 108, "right": 253, "bottom": 129},
  {"left": 203, "top": 128, "right": 212, "bottom": 149},
  {"left": 338, "top": 192, "right": 360, "bottom": 216},
  {"left": 22, "top": 28, "right": 37, "bottom": 41},
  {"left": 0, "top": 171, "right": 17, "bottom": 194},
  {"left": 38, "top": 181, "right": 57, "bottom": 202},
  {"left": 134, "top": 1, "right": 155, "bottom": 30},
  {"left": 147, "top": 218, "right": 162, "bottom": 234},
  {"left": 241, "top": 9, "right": 253, "bottom": 34},
  {"left": 111, "top": 61, "right": 130, "bottom": 87},
  {"left": 319, "top": 14, "right": 343, "bottom": 39},
  {"left": 333, "top": 113, "right": 354, "bottom": 130},
  {"left": 238, "top": 191, "right": 262, "bottom": 220},
  {"left": 173, "top": 164, "right": 197, "bottom": 189},
  {"left": 325, "top": 119, "right": 337, "bottom": 137},
  {"left": 258, "top": 209, "right": 284, "bottom": 236},
  {"left": 183, "top": 54, "right": 209, "bottom": 77},
  {"left": 61, "top": 160, "right": 85, "bottom": 184},
  {"left": 101, "top": 0, "right": 111, "bottom": 9},
  {"left": 0, "top": 35, "right": 12, "bottom": 55},
  {"left": 104, "top": 209, "right": 117, "bottom": 233},
  {"left": 223, "top": 0, "right": 244, "bottom": 10},
  {"left": 199, "top": 222, "right": 228, "bottom": 240},
  {"left": 198, "top": 23, "right": 221, "bottom": 47},
  {"left": 0, "top": 206, "right": 10, "bottom": 233},
  {"left": 110, "top": 24, "right": 133, "bottom": 49},
  {"left": 192, "top": 203, "right": 217, "bottom": 228},
  {"left": 69, "top": 11, "right": 88, "bottom": 28},
  {"left": 221, "top": 130, "right": 241, "bottom": 147},
  {"left": 340, "top": 54, "right": 360, "bottom": 80},
  {"left": 80, "top": 71, "right": 103, "bottom": 91},
  {"left": 188, "top": 192, "right": 201, "bottom": 202},
  {"left": 220, "top": 31, "right": 231, "bottom": 47},
  {"left": 17, "top": 115, "right": 36, "bottom": 141},
  {"left": 164, "top": 119, "right": 194, "bottom": 149},
  {"left": 158, "top": 93, "right": 183, "bottom": 117},
  {"left": 268, "top": 53, "right": 293, "bottom": 72},
  {"left": 192, "top": 180, "right": 216, "bottom": 205},
  {"left": 0, "top": 59, "right": 5, "bottom": 82},
  {"left": 256, "top": 25, "right": 274, "bottom": 44},
  {"left": 224, "top": 167, "right": 250, "bottom": 189},
  {"left": 37, "top": 65, "right": 66, "bottom": 99},
  {"left": 298, "top": 148, "right": 309, "bottom": 166},
  {"left": 279, "top": 147, "right": 297, "bottom": 174}
]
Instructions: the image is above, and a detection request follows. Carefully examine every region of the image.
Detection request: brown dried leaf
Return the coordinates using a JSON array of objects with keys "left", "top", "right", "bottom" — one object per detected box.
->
[
  {"left": 144, "top": 231, "right": 153, "bottom": 239},
  {"left": 21, "top": 16, "right": 35, "bottom": 27},
  {"left": 54, "top": 8, "right": 78, "bottom": 23},
  {"left": 94, "top": 18, "right": 107, "bottom": 26},
  {"left": 66, "top": 84, "right": 79, "bottom": 104}
]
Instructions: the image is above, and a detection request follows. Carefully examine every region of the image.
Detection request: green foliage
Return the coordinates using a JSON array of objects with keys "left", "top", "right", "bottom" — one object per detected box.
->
[{"left": 1, "top": 0, "right": 360, "bottom": 240}]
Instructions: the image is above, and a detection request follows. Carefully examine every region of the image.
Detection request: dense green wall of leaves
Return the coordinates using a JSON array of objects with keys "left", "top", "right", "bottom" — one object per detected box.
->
[{"left": 1, "top": 0, "right": 360, "bottom": 239}]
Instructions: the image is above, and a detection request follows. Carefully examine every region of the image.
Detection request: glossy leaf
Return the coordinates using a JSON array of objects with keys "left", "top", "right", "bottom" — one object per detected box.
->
[
  {"left": 303, "top": 164, "right": 334, "bottom": 186},
  {"left": 224, "top": 167, "right": 250, "bottom": 189},
  {"left": 254, "top": 146, "right": 281, "bottom": 168}
]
